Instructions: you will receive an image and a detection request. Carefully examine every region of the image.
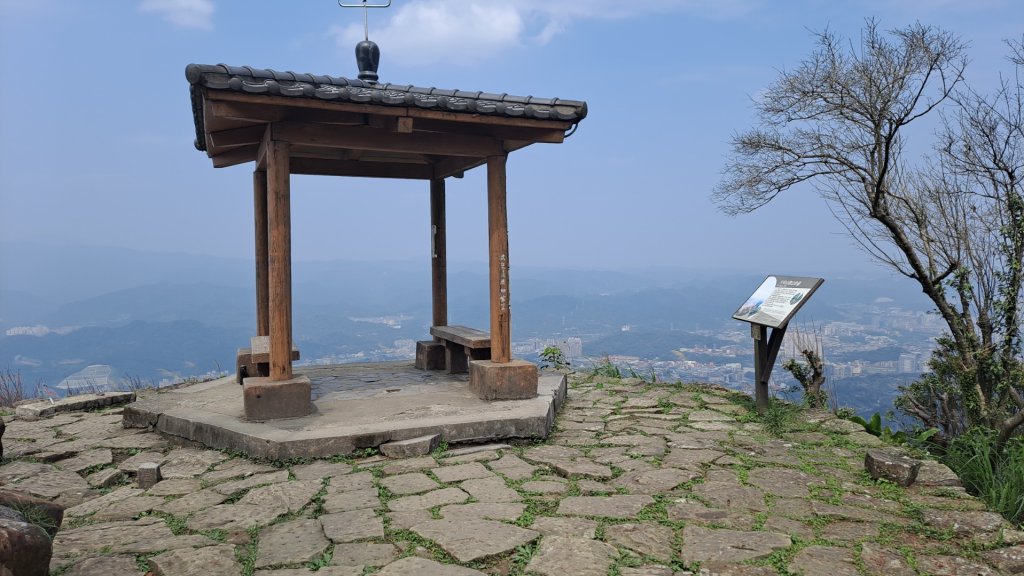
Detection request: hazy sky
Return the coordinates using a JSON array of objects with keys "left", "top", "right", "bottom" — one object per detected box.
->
[{"left": 1, "top": 0, "right": 1020, "bottom": 275}]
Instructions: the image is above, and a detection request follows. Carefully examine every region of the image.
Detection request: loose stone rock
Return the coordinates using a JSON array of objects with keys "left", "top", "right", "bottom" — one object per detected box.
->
[
  {"left": 379, "top": 434, "right": 440, "bottom": 458},
  {"left": 0, "top": 489, "right": 64, "bottom": 535},
  {"left": 0, "top": 515, "right": 52, "bottom": 576},
  {"left": 411, "top": 517, "right": 540, "bottom": 562},
  {"left": 255, "top": 518, "right": 330, "bottom": 569},
  {"left": 558, "top": 495, "right": 654, "bottom": 518},
  {"left": 865, "top": 449, "right": 921, "bottom": 486},
  {"left": 117, "top": 451, "right": 163, "bottom": 475},
  {"left": 526, "top": 535, "right": 618, "bottom": 576},
  {"left": 149, "top": 543, "right": 239, "bottom": 576},
  {"left": 137, "top": 462, "right": 161, "bottom": 489},
  {"left": 322, "top": 508, "right": 384, "bottom": 542}
]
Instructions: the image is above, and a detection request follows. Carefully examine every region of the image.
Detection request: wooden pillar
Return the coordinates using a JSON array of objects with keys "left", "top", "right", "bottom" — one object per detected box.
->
[
  {"left": 486, "top": 155, "right": 511, "bottom": 364},
  {"left": 253, "top": 170, "right": 269, "bottom": 337},
  {"left": 267, "top": 140, "right": 293, "bottom": 381},
  {"left": 430, "top": 178, "right": 448, "bottom": 333}
]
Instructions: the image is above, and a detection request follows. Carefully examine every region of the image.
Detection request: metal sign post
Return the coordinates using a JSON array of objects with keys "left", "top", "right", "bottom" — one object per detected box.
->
[{"left": 733, "top": 275, "right": 824, "bottom": 413}]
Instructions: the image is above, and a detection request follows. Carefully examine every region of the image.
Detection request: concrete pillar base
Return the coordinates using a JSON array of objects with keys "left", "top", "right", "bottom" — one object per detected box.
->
[
  {"left": 242, "top": 375, "right": 312, "bottom": 421},
  {"left": 469, "top": 359, "right": 538, "bottom": 400},
  {"left": 414, "top": 340, "right": 446, "bottom": 371}
]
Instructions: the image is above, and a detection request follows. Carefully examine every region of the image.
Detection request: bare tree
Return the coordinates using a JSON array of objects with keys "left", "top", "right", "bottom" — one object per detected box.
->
[
  {"left": 782, "top": 325, "right": 827, "bottom": 408},
  {"left": 715, "top": 22, "right": 1024, "bottom": 446}
]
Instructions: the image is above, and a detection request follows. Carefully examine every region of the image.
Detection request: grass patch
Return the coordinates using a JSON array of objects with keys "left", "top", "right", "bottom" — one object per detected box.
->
[{"left": 943, "top": 429, "right": 1024, "bottom": 527}]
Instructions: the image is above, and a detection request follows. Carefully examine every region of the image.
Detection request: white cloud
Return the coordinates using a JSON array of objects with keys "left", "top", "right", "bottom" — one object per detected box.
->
[
  {"left": 140, "top": 0, "right": 214, "bottom": 31},
  {"left": 329, "top": 0, "right": 759, "bottom": 67}
]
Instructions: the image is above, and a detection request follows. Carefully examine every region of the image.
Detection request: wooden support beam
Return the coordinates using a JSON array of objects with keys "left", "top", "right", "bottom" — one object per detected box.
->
[
  {"left": 254, "top": 170, "right": 269, "bottom": 337},
  {"left": 289, "top": 157, "right": 433, "bottom": 179},
  {"left": 210, "top": 124, "right": 268, "bottom": 149},
  {"left": 211, "top": 145, "right": 258, "bottom": 168},
  {"left": 430, "top": 178, "right": 448, "bottom": 334},
  {"left": 433, "top": 156, "right": 487, "bottom": 180},
  {"left": 487, "top": 155, "right": 511, "bottom": 364},
  {"left": 266, "top": 138, "right": 293, "bottom": 381},
  {"left": 208, "top": 99, "right": 366, "bottom": 126},
  {"left": 271, "top": 121, "right": 503, "bottom": 157}
]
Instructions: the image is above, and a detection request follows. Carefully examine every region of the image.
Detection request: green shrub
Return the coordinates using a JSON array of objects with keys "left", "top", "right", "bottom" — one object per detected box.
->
[{"left": 944, "top": 428, "right": 1024, "bottom": 527}]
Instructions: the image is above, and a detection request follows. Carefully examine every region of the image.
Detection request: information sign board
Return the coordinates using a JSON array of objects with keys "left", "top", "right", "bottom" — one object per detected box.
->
[{"left": 733, "top": 275, "right": 824, "bottom": 329}]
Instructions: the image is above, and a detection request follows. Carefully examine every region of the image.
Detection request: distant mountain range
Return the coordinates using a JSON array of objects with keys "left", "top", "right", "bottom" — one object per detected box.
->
[{"left": 0, "top": 242, "right": 934, "bottom": 397}]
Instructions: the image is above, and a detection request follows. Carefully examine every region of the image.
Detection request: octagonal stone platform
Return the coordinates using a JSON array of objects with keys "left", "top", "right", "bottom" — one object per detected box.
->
[{"left": 123, "top": 362, "right": 565, "bottom": 460}]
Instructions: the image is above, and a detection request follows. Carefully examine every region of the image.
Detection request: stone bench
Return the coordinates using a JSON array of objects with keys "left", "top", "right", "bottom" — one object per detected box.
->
[
  {"left": 236, "top": 336, "right": 300, "bottom": 384},
  {"left": 418, "top": 325, "right": 491, "bottom": 374}
]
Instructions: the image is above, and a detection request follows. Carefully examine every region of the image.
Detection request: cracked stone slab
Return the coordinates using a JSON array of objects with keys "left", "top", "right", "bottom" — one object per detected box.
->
[
  {"left": 325, "top": 471, "right": 375, "bottom": 492},
  {"left": 438, "top": 502, "right": 525, "bottom": 522},
  {"left": 914, "top": 554, "right": 1001, "bottom": 575},
  {"left": 186, "top": 503, "right": 285, "bottom": 533},
  {"left": 691, "top": 480, "right": 767, "bottom": 512},
  {"left": 159, "top": 448, "right": 229, "bottom": 478},
  {"left": 982, "top": 545, "right": 1024, "bottom": 573},
  {"left": 486, "top": 454, "right": 538, "bottom": 480},
  {"left": 521, "top": 445, "right": 613, "bottom": 479},
  {"left": 557, "top": 495, "right": 654, "bottom": 518},
  {"left": 91, "top": 495, "right": 166, "bottom": 521},
  {"left": 603, "top": 522, "right": 674, "bottom": 561},
  {"left": 860, "top": 541, "right": 915, "bottom": 576},
  {"left": 146, "top": 478, "right": 202, "bottom": 496},
  {"left": 380, "top": 472, "right": 439, "bottom": 495},
  {"left": 521, "top": 480, "right": 567, "bottom": 495},
  {"left": 789, "top": 545, "right": 859, "bottom": 576},
  {"left": 153, "top": 487, "right": 229, "bottom": 517},
  {"left": 237, "top": 479, "right": 322, "bottom": 512},
  {"left": 431, "top": 462, "right": 494, "bottom": 483},
  {"left": 255, "top": 518, "right": 330, "bottom": 569},
  {"left": 530, "top": 516, "right": 598, "bottom": 538},
  {"left": 53, "top": 516, "right": 172, "bottom": 558},
  {"left": 526, "top": 535, "right": 618, "bottom": 576},
  {"left": 611, "top": 467, "right": 698, "bottom": 495},
  {"left": 375, "top": 556, "right": 488, "bottom": 575},
  {"left": 323, "top": 487, "right": 379, "bottom": 513},
  {"left": 680, "top": 525, "right": 790, "bottom": 564},
  {"left": 149, "top": 543, "right": 239, "bottom": 576},
  {"left": 411, "top": 517, "right": 540, "bottom": 562},
  {"left": 923, "top": 509, "right": 1007, "bottom": 535},
  {"left": 290, "top": 460, "right": 357, "bottom": 481},
  {"left": 201, "top": 459, "right": 279, "bottom": 484},
  {"left": 458, "top": 475, "right": 520, "bottom": 502},
  {"left": 211, "top": 470, "right": 290, "bottom": 495},
  {"left": 387, "top": 487, "right": 468, "bottom": 512},
  {"left": 53, "top": 448, "right": 113, "bottom": 474},
  {"left": 330, "top": 542, "right": 400, "bottom": 567},
  {"left": 321, "top": 508, "right": 384, "bottom": 542},
  {"left": 62, "top": 555, "right": 140, "bottom": 576}
]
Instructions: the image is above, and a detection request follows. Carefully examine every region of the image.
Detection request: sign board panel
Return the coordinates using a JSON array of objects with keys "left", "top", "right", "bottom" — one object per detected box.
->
[{"left": 733, "top": 275, "right": 824, "bottom": 329}]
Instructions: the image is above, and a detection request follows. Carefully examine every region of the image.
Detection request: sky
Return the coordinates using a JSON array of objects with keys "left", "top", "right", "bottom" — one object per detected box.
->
[{"left": 1, "top": 0, "right": 1021, "bottom": 277}]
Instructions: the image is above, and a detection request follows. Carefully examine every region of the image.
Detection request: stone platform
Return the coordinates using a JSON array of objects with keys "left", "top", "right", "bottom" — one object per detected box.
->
[{"left": 123, "top": 362, "right": 565, "bottom": 460}]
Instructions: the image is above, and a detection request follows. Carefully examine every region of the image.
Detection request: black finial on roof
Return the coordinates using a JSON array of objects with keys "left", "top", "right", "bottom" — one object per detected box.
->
[
  {"left": 339, "top": 0, "right": 389, "bottom": 84},
  {"left": 356, "top": 39, "right": 380, "bottom": 84}
]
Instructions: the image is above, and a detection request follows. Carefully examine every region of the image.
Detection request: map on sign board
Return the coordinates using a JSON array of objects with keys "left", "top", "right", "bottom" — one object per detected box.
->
[{"left": 732, "top": 275, "right": 824, "bottom": 328}]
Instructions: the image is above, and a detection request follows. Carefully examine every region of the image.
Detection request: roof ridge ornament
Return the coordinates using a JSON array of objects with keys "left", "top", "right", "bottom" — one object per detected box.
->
[{"left": 339, "top": 0, "right": 390, "bottom": 84}]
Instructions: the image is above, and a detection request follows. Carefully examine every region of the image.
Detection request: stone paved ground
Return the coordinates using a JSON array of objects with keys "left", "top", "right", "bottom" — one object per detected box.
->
[{"left": 3, "top": 375, "right": 1024, "bottom": 575}]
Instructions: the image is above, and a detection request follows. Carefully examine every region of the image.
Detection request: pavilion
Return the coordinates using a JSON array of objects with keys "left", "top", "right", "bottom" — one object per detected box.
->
[{"left": 186, "top": 41, "right": 587, "bottom": 421}]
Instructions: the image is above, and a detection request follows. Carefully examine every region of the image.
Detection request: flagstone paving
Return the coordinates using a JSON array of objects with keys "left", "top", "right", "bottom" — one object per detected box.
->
[{"left": 2, "top": 375, "right": 1024, "bottom": 575}]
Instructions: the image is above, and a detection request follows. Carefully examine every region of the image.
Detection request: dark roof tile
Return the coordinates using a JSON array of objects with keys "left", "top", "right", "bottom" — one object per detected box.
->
[{"left": 187, "top": 63, "right": 587, "bottom": 152}]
